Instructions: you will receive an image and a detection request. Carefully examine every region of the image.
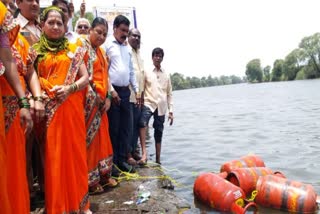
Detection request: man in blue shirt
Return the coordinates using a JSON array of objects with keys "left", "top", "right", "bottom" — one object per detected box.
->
[{"left": 104, "top": 15, "right": 139, "bottom": 173}]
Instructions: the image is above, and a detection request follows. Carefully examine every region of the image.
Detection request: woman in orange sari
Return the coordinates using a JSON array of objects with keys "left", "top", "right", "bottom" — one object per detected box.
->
[
  {"left": 0, "top": 23, "right": 44, "bottom": 214},
  {"left": 0, "top": 1, "right": 33, "bottom": 213},
  {"left": 82, "top": 17, "right": 117, "bottom": 193},
  {"left": 32, "top": 6, "right": 91, "bottom": 214}
]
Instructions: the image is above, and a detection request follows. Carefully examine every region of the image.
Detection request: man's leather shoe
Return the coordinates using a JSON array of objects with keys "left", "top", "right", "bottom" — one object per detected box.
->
[
  {"left": 111, "top": 166, "right": 120, "bottom": 177},
  {"left": 119, "top": 162, "right": 136, "bottom": 173}
]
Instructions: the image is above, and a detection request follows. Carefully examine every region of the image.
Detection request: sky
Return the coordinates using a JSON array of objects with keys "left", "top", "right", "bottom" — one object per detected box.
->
[{"left": 68, "top": 0, "right": 320, "bottom": 78}]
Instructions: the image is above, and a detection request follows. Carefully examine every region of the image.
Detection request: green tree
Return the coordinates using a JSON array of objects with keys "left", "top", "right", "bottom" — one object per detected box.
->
[
  {"left": 219, "top": 75, "right": 231, "bottom": 85},
  {"left": 299, "top": 33, "right": 320, "bottom": 76},
  {"left": 206, "top": 75, "right": 216, "bottom": 86},
  {"left": 263, "top": 65, "right": 271, "bottom": 82},
  {"left": 271, "top": 59, "right": 284, "bottom": 81},
  {"left": 245, "top": 59, "right": 263, "bottom": 83},
  {"left": 190, "top": 76, "right": 201, "bottom": 88},
  {"left": 170, "top": 73, "right": 186, "bottom": 90},
  {"left": 230, "top": 75, "right": 242, "bottom": 84},
  {"left": 201, "top": 77, "right": 207, "bottom": 87},
  {"left": 282, "top": 49, "right": 303, "bottom": 80}
]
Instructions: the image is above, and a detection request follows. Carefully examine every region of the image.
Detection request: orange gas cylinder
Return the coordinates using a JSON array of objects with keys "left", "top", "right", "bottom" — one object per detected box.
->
[
  {"left": 255, "top": 175, "right": 318, "bottom": 213},
  {"left": 227, "top": 167, "right": 285, "bottom": 197},
  {"left": 220, "top": 155, "right": 266, "bottom": 178},
  {"left": 193, "top": 172, "right": 258, "bottom": 213}
]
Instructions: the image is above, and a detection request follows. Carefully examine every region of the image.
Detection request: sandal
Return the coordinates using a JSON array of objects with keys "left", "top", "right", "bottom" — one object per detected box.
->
[
  {"left": 89, "top": 184, "right": 104, "bottom": 195},
  {"left": 105, "top": 177, "right": 118, "bottom": 188}
]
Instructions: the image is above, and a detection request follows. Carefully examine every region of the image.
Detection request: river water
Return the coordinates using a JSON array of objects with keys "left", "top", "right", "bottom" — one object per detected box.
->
[{"left": 146, "top": 79, "right": 320, "bottom": 213}]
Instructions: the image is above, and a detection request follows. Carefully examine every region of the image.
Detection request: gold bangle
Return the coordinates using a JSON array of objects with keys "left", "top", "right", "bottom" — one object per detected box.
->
[
  {"left": 74, "top": 82, "right": 79, "bottom": 91},
  {"left": 34, "top": 96, "right": 43, "bottom": 102}
]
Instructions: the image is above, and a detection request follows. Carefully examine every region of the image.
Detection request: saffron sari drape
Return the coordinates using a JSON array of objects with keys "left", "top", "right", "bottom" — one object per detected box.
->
[
  {"left": 35, "top": 43, "right": 89, "bottom": 214},
  {"left": 83, "top": 40, "right": 113, "bottom": 187},
  {"left": 0, "top": 33, "right": 32, "bottom": 214},
  {"left": 0, "top": 2, "right": 19, "bottom": 212}
]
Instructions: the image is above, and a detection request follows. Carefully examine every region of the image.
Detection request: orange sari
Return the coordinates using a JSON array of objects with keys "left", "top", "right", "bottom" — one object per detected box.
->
[
  {"left": 0, "top": 33, "right": 31, "bottom": 214},
  {"left": 0, "top": 2, "right": 18, "bottom": 212},
  {"left": 83, "top": 41, "right": 113, "bottom": 187},
  {"left": 35, "top": 43, "right": 89, "bottom": 214}
]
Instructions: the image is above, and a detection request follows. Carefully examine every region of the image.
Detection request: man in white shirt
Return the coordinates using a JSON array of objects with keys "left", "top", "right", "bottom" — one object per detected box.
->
[
  {"left": 104, "top": 15, "right": 139, "bottom": 173},
  {"left": 139, "top": 47, "right": 173, "bottom": 164}
]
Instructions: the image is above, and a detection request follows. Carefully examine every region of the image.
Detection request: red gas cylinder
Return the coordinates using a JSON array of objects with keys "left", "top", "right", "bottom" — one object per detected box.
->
[
  {"left": 255, "top": 175, "right": 318, "bottom": 213},
  {"left": 193, "top": 172, "right": 258, "bottom": 213},
  {"left": 227, "top": 167, "right": 274, "bottom": 197},
  {"left": 220, "top": 155, "right": 266, "bottom": 178}
]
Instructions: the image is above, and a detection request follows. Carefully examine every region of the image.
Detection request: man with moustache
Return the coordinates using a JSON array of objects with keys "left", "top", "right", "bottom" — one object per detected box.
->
[
  {"left": 104, "top": 15, "right": 139, "bottom": 174},
  {"left": 127, "top": 28, "right": 145, "bottom": 165},
  {"left": 15, "top": 0, "right": 41, "bottom": 45}
]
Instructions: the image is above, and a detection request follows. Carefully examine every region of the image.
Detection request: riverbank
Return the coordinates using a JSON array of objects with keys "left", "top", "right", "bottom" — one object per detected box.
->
[{"left": 31, "top": 163, "right": 191, "bottom": 214}]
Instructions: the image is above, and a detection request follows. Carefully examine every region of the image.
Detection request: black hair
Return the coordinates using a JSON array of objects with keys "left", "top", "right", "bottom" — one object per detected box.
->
[
  {"left": 91, "top": 17, "right": 108, "bottom": 29},
  {"left": 152, "top": 47, "right": 164, "bottom": 58},
  {"left": 52, "top": 0, "right": 69, "bottom": 13},
  {"left": 113, "top": 15, "right": 130, "bottom": 28}
]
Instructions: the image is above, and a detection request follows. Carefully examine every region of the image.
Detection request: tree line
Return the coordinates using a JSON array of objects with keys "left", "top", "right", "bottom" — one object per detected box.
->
[
  {"left": 246, "top": 32, "right": 320, "bottom": 83},
  {"left": 170, "top": 73, "right": 246, "bottom": 91}
]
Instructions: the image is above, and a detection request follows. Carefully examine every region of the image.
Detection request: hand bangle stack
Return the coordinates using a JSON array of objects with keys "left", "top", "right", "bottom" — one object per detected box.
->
[
  {"left": 69, "top": 83, "right": 79, "bottom": 93},
  {"left": 18, "top": 97, "right": 31, "bottom": 109}
]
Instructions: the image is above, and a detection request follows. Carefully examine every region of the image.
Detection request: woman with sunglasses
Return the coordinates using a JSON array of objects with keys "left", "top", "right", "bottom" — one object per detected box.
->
[{"left": 75, "top": 18, "right": 90, "bottom": 35}]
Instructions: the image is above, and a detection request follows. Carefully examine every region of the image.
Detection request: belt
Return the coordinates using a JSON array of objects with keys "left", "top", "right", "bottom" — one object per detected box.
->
[{"left": 112, "top": 85, "right": 129, "bottom": 91}]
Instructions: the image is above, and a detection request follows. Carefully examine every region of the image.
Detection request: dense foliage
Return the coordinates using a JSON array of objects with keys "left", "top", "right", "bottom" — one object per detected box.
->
[{"left": 246, "top": 32, "right": 320, "bottom": 83}]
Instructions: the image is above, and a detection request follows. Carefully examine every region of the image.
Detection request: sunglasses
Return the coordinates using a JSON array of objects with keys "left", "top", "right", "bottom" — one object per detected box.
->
[{"left": 77, "top": 25, "right": 89, "bottom": 29}]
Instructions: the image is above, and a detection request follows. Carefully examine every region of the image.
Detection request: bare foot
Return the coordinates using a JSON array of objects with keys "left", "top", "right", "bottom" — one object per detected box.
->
[{"left": 137, "top": 155, "right": 147, "bottom": 165}]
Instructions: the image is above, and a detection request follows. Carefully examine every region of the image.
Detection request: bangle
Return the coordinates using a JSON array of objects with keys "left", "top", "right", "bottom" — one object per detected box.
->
[
  {"left": 19, "top": 103, "right": 31, "bottom": 109},
  {"left": 107, "top": 92, "right": 112, "bottom": 100},
  {"left": 18, "top": 97, "right": 30, "bottom": 109},
  {"left": 18, "top": 97, "right": 28, "bottom": 102},
  {"left": 34, "top": 96, "right": 43, "bottom": 102},
  {"left": 74, "top": 82, "right": 79, "bottom": 91},
  {"left": 69, "top": 83, "right": 78, "bottom": 93}
]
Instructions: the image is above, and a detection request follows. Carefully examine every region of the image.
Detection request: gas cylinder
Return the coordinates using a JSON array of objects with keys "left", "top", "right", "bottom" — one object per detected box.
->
[
  {"left": 220, "top": 155, "right": 266, "bottom": 178},
  {"left": 255, "top": 175, "right": 318, "bottom": 213},
  {"left": 227, "top": 167, "right": 274, "bottom": 197},
  {"left": 193, "top": 172, "right": 258, "bottom": 213}
]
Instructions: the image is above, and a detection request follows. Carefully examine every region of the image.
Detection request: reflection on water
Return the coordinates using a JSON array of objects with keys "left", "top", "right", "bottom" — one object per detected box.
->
[{"left": 147, "top": 79, "right": 320, "bottom": 213}]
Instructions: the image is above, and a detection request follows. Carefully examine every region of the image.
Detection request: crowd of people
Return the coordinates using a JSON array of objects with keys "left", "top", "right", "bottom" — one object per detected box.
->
[{"left": 0, "top": 0, "right": 173, "bottom": 213}]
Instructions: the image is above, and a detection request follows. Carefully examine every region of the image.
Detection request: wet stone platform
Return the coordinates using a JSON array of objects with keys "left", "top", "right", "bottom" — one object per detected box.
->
[{"left": 31, "top": 164, "right": 191, "bottom": 214}]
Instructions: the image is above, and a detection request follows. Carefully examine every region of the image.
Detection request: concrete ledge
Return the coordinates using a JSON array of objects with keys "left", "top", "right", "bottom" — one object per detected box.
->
[
  {"left": 30, "top": 164, "right": 191, "bottom": 214},
  {"left": 91, "top": 164, "right": 191, "bottom": 213}
]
